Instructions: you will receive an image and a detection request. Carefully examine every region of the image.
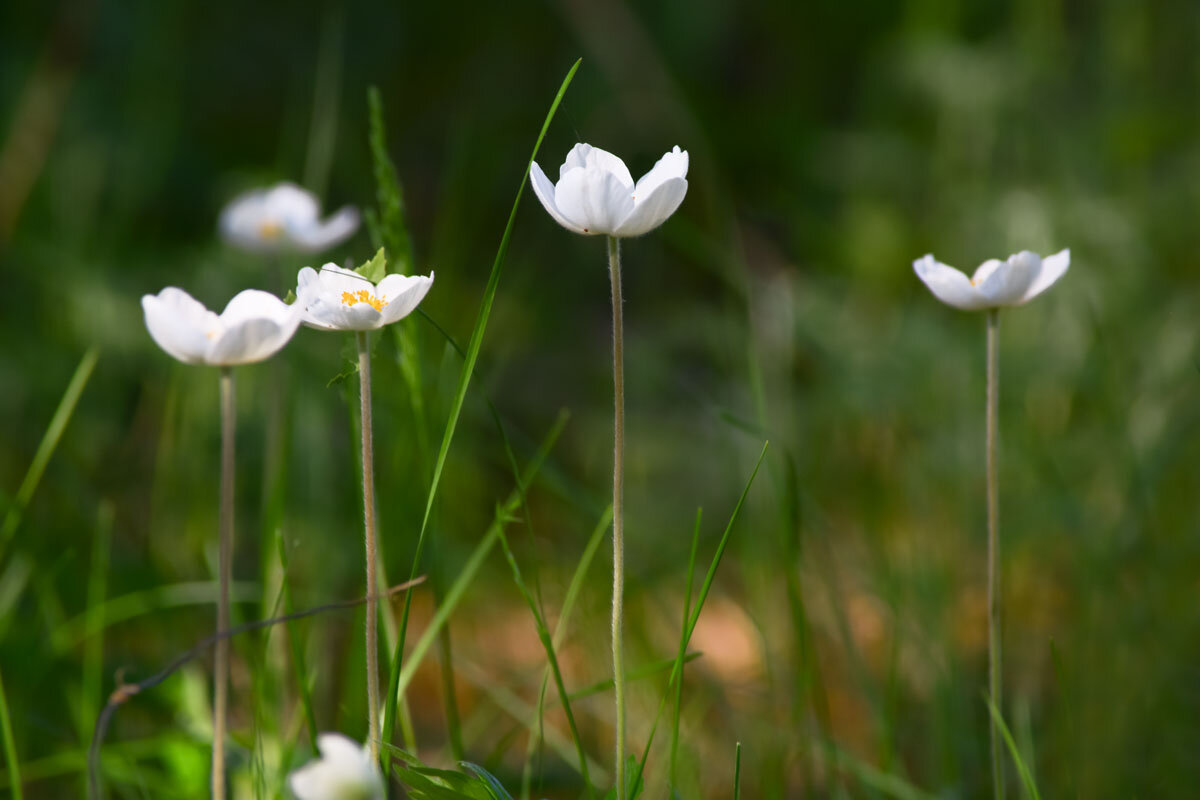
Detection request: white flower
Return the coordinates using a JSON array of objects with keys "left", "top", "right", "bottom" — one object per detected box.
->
[
  {"left": 913, "top": 249, "right": 1070, "bottom": 311},
  {"left": 530, "top": 143, "right": 689, "bottom": 237},
  {"left": 141, "top": 287, "right": 302, "bottom": 365},
  {"left": 220, "top": 182, "right": 360, "bottom": 253},
  {"left": 295, "top": 264, "right": 434, "bottom": 331},
  {"left": 288, "top": 733, "right": 384, "bottom": 800}
]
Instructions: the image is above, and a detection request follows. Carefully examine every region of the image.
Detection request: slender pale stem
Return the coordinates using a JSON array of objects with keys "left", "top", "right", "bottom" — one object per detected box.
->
[
  {"left": 985, "top": 309, "right": 1003, "bottom": 800},
  {"left": 607, "top": 236, "right": 627, "bottom": 800},
  {"left": 357, "top": 331, "right": 381, "bottom": 761},
  {"left": 213, "top": 367, "right": 235, "bottom": 800}
]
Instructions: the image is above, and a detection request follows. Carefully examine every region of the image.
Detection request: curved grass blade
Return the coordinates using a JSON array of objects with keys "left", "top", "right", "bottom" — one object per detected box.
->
[
  {"left": 733, "top": 742, "right": 742, "bottom": 800},
  {"left": 985, "top": 696, "right": 1042, "bottom": 800},
  {"left": 382, "top": 56, "right": 582, "bottom": 750},
  {"left": 461, "top": 762, "right": 516, "bottom": 800},
  {"left": 668, "top": 509, "right": 701, "bottom": 788},
  {"left": 521, "top": 506, "right": 610, "bottom": 800},
  {"left": 1, "top": 346, "right": 99, "bottom": 552},
  {"left": 386, "top": 412, "right": 568, "bottom": 719},
  {"left": 632, "top": 442, "right": 768, "bottom": 794},
  {"left": 0, "top": 667, "right": 21, "bottom": 800}
]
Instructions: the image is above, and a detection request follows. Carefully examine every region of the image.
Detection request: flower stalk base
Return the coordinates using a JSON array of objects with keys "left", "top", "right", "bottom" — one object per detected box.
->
[
  {"left": 357, "top": 331, "right": 381, "bottom": 762},
  {"left": 986, "top": 309, "right": 1003, "bottom": 800},
  {"left": 213, "top": 367, "right": 235, "bottom": 800},
  {"left": 607, "top": 236, "right": 627, "bottom": 800}
]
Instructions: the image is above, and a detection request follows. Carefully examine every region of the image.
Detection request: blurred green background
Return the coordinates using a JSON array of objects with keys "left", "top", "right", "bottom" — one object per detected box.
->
[{"left": 2, "top": 0, "right": 1199, "bottom": 797}]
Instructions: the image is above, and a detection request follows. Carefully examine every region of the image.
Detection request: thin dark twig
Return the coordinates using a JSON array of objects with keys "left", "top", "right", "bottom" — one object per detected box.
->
[{"left": 87, "top": 577, "right": 426, "bottom": 800}]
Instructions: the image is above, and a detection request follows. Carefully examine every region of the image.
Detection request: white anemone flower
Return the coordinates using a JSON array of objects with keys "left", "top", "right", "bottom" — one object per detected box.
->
[
  {"left": 141, "top": 287, "right": 302, "bottom": 365},
  {"left": 530, "top": 143, "right": 689, "bottom": 237},
  {"left": 288, "top": 733, "right": 384, "bottom": 800},
  {"left": 295, "top": 263, "right": 434, "bottom": 331},
  {"left": 220, "top": 182, "right": 360, "bottom": 253},
  {"left": 913, "top": 249, "right": 1070, "bottom": 311}
]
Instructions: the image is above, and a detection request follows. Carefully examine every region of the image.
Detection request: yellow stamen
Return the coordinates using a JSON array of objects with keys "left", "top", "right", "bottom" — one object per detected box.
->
[
  {"left": 341, "top": 289, "right": 386, "bottom": 312},
  {"left": 258, "top": 221, "right": 284, "bottom": 240}
]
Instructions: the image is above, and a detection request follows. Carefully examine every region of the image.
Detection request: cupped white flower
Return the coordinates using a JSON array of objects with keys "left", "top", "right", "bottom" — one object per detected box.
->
[
  {"left": 295, "top": 263, "right": 434, "bottom": 331},
  {"left": 288, "top": 733, "right": 384, "bottom": 800},
  {"left": 530, "top": 143, "right": 689, "bottom": 237},
  {"left": 220, "top": 182, "right": 360, "bottom": 254},
  {"left": 142, "top": 287, "right": 302, "bottom": 366},
  {"left": 913, "top": 249, "right": 1070, "bottom": 311}
]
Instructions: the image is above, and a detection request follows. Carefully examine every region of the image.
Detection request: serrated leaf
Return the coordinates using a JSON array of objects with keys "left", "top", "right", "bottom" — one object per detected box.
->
[{"left": 355, "top": 246, "right": 388, "bottom": 283}]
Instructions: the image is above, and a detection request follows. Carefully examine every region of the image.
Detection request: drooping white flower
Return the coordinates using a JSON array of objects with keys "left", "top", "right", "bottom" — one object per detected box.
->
[
  {"left": 530, "top": 143, "right": 689, "bottom": 237},
  {"left": 288, "top": 733, "right": 384, "bottom": 800},
  {"left": 220, "top": 182, "right": 360, "bottom": 254},
  {"left": 295, "top": 263, "right": 433, "bottom": 331},
  {"left": 913, "top": 249, "right": 1070, "bottom": 311},
  {"left": 141, "top": 287, "right": 302, "bottom": 365}
]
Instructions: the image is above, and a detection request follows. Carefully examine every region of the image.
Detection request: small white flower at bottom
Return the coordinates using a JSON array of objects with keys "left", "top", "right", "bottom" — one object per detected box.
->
[{"left": 288, "top": 733, "right": 384, "bottom": 800}]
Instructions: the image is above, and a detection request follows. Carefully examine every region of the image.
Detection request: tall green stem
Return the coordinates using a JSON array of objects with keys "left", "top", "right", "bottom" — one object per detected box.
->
[
  {"left": 357, "top": 331, "right": 381, "bottom": 761},
  {"left": 607, "top": 236, "right": 627, "bottom": 800},
  {"left": 213, "top": 367, "right": 235, "bottom": 800},
  {"left": 986, "top": 309, "right": 1003, "bottom": 800}
]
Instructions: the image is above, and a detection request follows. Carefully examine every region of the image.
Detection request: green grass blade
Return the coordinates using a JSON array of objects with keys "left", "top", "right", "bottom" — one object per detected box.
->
[
  {"left": 367, "top": 85, "right": 413, "bottom": 273},
  {"left": 1, "top": 346, "right": 99, "bottom": 550},
  {"left": 383, "top": 57, "right": 581, "bottom": 750},
  {"left": 733, "top": 742, "right": 742, "bottom": 800},
  {"left": 985, "top": 696, "right": 1042, "bottom": 800},
  {"left": 461, "top": 762, "right": 516, "bottom": 800},
  {"left": 80, "top": 502, "right": 112, "bottom": 746},
  {"left": 277, "top": 530, "right": 318, "bottom": 753},
  {"left": 632, "top": 443, "right": 768, "bottom": 792},
  {"left": 454, "top": 660, "right": 608, "bottom": 785},
  {"left": 668, "top": 508, "right": 702, "bottom": 788},
  {"left": 0, "top": 667, "right": 22, "bottom": 800},
  {"left": 384, "top": 411, "right": 569, "bottom": 740},
  {"left": 522, "top": 506, "right": 610, "bottom": 800},
  {"left": 818, "top": 742, "right": 937, "bottom": 800},
  {"left": 494, "top": 525, "right": 592, "bottom": 796}
]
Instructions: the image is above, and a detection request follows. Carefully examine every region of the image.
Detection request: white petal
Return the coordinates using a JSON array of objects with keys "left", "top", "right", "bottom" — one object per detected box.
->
[
  {"left": 219, "top": 183, "right": 319, "bottom": 252},
  {"left": 583, "top": 145, "right": 634, "bottom": 189},
  {"left": 315, "top": 264, "right": 376, "bottom": 296},
  {"left": 977, "top": 251, "right": 1039, "bottom": 306},
  {"left": 207, "top": 318, "right": 291, "bottom": 364},
  {"left": 377, "top": 272, "right": 434, "bottom": 325},
  {"left": 560, "top": 142, "right": 594, "bottom": 177},
  {"left": 1019, "top": 248, "right": 1069, "bottom": 303},
  {"left": 554, "top": 167, "right": 634, "bottom": 236},
  {"left": 560, "top": 143, "right": 635, "bottom": 188},
  {"left": 142, "top": 288, "right": 217, "bottom": 364},
  {"left": 220, "top": 289, "right": 294, "bottom": 326},
  {"left": 316, "top": 733, "right": 369, "bottom": 769},
  {"left": 288, "top": 734, "right": 383, "bottom": 800},
  {"left": 614, "top": 176, "right": 688, "bottom": 237},
  {"left": 529, "top": 162, "right": 586, "bottom": 234},
  {"left": 913, "top": 255, "right": 990, "bottom": 310},
  {"left": 291, "top": 206, "right": 361, "bottom": 252},
  {"left": 262, "top": 182, "right": 320, "bottom": 225},
  {"left": 632, "top": 146, "right": 689, "bottom": 200}
]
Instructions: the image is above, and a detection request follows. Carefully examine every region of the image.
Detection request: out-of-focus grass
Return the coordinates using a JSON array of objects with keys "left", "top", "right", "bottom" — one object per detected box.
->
[{"left": 1, "top": 0, "right": 1199, "bottom": 798}]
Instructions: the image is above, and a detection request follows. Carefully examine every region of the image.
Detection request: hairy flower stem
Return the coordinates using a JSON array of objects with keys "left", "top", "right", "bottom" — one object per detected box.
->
[
  {"left": 986, "top": 309, "right": 1003, "bottom": 800},
  {"left": 607, "top": 236, "right": 627, "bottom": 800},
  {"left": 213, "top": 367, "right": 235, "bottom": 800},
  {"left": 357, "top": 331, "right": 382, "bottom": 762}
]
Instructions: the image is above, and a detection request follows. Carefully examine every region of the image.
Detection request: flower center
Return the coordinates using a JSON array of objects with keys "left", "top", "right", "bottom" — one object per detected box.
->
[
  {"left": 341, "top": 289, "right": 386, "bottom": 312},
  {"left": 258, "top": 221, "right": 284, "bottom": 239}
]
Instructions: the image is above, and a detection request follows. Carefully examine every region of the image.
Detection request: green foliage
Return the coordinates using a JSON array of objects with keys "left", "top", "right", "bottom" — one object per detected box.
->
[
  {"left": 367, "top": 86, "right": 413, "bottom": 275},
  {"left": 354, "top": 246, "right": 388, "bottom": 284}
]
